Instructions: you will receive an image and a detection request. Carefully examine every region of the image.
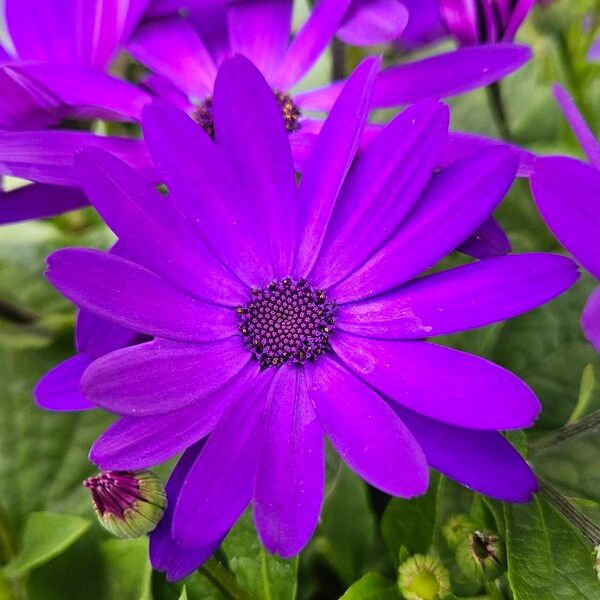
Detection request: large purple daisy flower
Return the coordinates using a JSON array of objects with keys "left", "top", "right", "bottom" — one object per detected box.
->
[
  {"left": 46, "top": 56, "right": 577, "bottom": 580},
  {"left": 530, "top": 84, "right": 600, "bottom": 353}
]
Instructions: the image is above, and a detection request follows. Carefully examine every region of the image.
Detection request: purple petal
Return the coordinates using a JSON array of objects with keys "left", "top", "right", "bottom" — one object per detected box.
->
[
  {"left": 128, "top": 17, "right": 217, "bottom": 99},
  {"left": 336, "top": 0, "right": 408, "bottom": 46},
  {"left": 74, "top": 147, "right": 248, "bottom": 305},
  {"left": 398, "top": 0, "right": 446, "bottom": 48},
  {"left": 589, "top": 36, "right": 600, "bottom": 61},
  {"left": 90, "top": 363, "right": 260, "bottom": 470},
  {"left": 503, "top": 0, "right": 534, "bottom": 43},
  {"left": 304, "top": 357, "right": 428, "bottom": 497},
  {"left": 337, "top": 253, "right": 579, "bottom": 339},
  {"left": 139, "top": 73, "right": 194, "bottom": 112},
  {"left": 213, "top": 56, "right": 299, "bottom": 278},
  {"left": 310, "top": 100, "right": 449, "bottom": 289},
  {"left": 0, "top": 184, "right": 88, "bottom": 225},
  {"left": 552, "top": 83, "right": 600, "bottom": 169},
  {"left": 530, "top": 156, "right": 600, "bottom": 280},
  {"left": 329, "top": 146, "right": 518, "bottom": 303},
  {"left": 35, "top": 354, "right": 94, "bottom": 412},
  {"left": 227, "top": 0, "right": 292, "bottom": 79},
  {"left": 81, "top": 337, "right": 250, "bottom": 416},
  {"left": 457, "top": 217, "right": 511, "bottom": 259},
  {"left": 393, "top": 403, "right": 538, "bottom": 502},
  {"left": 172, "top": 371, "right": 274, "bottom": 548},
  {"left": 582, "top": 287, "right": 600, "bottom": 353},
  {"left": 332, "top": 333, "right": 541, "bottom": 429},
  {"left": 150, "top": 442, "right": 222, "bottom": 582},
  {"left": 271, "top": 0, "right": 352, "bottom": 90},
  {"left": 254, "top": 366, "right": 324, "bottom": 558},
  {"left": 0, "top": 130, "right": 154, "bottom": 186},
  {"left": 187, "top": 2, "right": 230, "bottom": 66},
  {"left": 76, "top": 310, "right": 138, "bottom": 359},
  {"left": 47, "top": 248, "right": 237, "bottom": 343},
  {"left": 293, "top": 57, "right": 380, "bottom": 278},
  {"left": 439, "top": 0, "right": 479, "bottom": 45}
]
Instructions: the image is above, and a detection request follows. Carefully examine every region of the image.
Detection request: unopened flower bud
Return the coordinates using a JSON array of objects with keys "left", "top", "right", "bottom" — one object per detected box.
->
[
  {"left": 84, "top": 470, "right": 166, "bottom": 538},
  {"left": 442, "top": 514, "right": 477, "bottom": 550},
  {"left": 397, "top": 554, "right": 450, "bottom": 600},
  {"left": 456, "top": 530, "right": 506, "bottom": 582}
]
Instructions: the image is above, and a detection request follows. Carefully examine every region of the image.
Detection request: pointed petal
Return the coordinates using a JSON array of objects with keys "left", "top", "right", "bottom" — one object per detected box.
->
[
  {"left": 254, "top": 366, "right": 324, "bottom": 558},
  {"left": 337, "top": 0, "right": 408, "bottom": 46},
  {"left": 81, "top": 338, "right": 250, "bottom": 416},
  {"left": 305, "top": 357, "right": 428, "bottom": 497},
  {"left": 329, "top": 146, "right": 517, "bottom": 303},
  {"left": 457, "top": 217, "right": 511, "bottom": 259},
  {"left": 503, "top": 0, "right": 534, "bottom": 43},
  {"left": 338, "top": 253, "right": 578, "bottom": 339},
  {"left": 333, "top": 333, "right": 541, "bottom": 430},
  {"left": 582, "top": 286, "right": 600, "bottom": 353}
]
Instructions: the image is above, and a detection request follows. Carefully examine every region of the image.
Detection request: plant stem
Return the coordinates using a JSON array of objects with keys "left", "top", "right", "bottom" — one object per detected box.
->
[
  {"left": 0, "top": 300, "right": 36, "bottom": 325},
  {"left": 201, "top": 557, "right": 255, "bottom": 600},
  {"left": 530, "top": 409, "right": 600, "bottom": 455},
  {"left": 539, "top": 478, "right": 600, "bottom": 546},
  {"left": 486, "top": 82, "right": 513, "bottom": 142},
  {"left": 330, "top": 37, "right": 346, "bottom": 81}
]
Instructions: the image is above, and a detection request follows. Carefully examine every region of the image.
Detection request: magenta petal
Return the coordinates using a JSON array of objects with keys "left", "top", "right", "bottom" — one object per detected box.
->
[
  {"left": 305, "top": 357, "right": 428, "bottom": 497},
  {"left": 337, "top": 253, "right": 578, "bottom": 339},
  {"left": 329, "top": 146, "right": 518, "bottom": 303},
  {"left": 503, "top": 0, "right": 534, "bottom": 43},
  {"left": 589, "top": 36, "right": 600, "bottom": 61},
  {"left": 332, "top": 333, "right": 541, "bottom": 430},
  {"left": 74, "top": 147, "right": 248, "bottom": 305},
  {"left": 172, "top": 372, "right": 274, "bottom": 548},
  {"left": 81, "top": 338, "right": 250, "bottom": 416},
  {"left": 90, "top": 363, "right": 260, "bottom": 470},
  {"left": 582, "top": 287, "right": 600, "bottom": 353},
  {"left": 310, "top": 100, "right": 449, "bottom": 289},
  {"left": 531, "top": 156, "right": 600, "bottom": 280},
  {"left": 35, "top": 354, "right": 94, "bottom": 412},
  {"left": 76, "top": 308, "right": 138, "bottom": 359},
  {"left": 393, "top": 403, "right": 538, "bottom": 502},
  {"left": 336, "top": 0, "right": 408, "bottom": 46},
  {"left": 254, "top": 366, "right": 324, "bottom": 558},
  {"left": 372, "top": 44, "right": 531, "bottom": 108},
  {"left": 46, "top": 248, "right": 238, "bottom": 343},
  {"left": 271, "top": 0, "right": 352, "bottom": 90},
  {"left": 458, "top": 217, "right": 511, "bottom": 259},
  {"left": 293, "top": 57, "right": 380, "bottom": 278}
]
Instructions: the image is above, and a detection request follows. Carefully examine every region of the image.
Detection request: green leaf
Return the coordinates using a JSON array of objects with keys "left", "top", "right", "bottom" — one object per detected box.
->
[
  {"left": 569, "top": 364, "right": 596, "bottom": 423},
  {"left": 100, "top": 538, "right": 153, "bottom": 600},
  {"left": 381, "top": 472, "right": 439, "bottom": 565},
  {"left": 339, "top": 573, "right": 399, "bottom": 600},
  {"left": 179, "top": 588, "right": 188, "bottom": 600},
  {"left": 504, "top": 496, "right": 600, "bottom": 599},
  {"left": 3, "top": 512, "right": 90, "bottom": 578},
  {"left": 221, "top": 509, "right": 298, "bottom": 600}
]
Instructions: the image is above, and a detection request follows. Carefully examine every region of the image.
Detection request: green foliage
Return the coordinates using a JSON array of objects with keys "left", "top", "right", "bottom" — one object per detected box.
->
[{"left": 339, "top": 573, "right": 398, "bottom": 599}]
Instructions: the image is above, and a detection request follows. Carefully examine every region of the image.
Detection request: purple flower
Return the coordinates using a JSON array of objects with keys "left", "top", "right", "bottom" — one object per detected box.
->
[
  {"left": 530, "top": 84, "right": 600, "bottom": 353},
  {"left": 45, "top": 56, "right": 577, "bottom": 579}
]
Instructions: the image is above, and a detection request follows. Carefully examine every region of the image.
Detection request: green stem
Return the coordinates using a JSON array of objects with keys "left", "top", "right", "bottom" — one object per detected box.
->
[
  {"left": 539, "top": 478, "right": 600, "bottom": 546},
  {"left": 201, "top": 557, "right": 255, "bottom": 600},
  {"left": 531, "top": 409, "right": 600, "bottom": 455},
  {"left": 330, "top": 37, "right": 346, "bottom": 81},
  {"left": 486, "top": 82, "right": 513, "bottom": 142},
  {"left": 0, "top": 300, "right": 36, "bottom": 325}
]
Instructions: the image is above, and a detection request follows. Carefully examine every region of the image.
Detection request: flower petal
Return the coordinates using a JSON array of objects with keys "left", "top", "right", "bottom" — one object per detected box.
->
[
  {"left": 336, "top": 0, "right": 408, "bottom": 46},
  {"left": 457, "top": 217, "right": 511, "bottom": 259},
  {"left": 310, "top": 100, "right": 449, "bottom": 288},
  {"left": 332, "top": 333, "right": 541, "bottom": 429},
  {"left": 172, "top": 371, "right": 274, "bottom": 548},
  {"left": 74, "top": 147, "right": 247, "bottom": 305},
  {"left": 254, "top": 366, "right": 324, "bottom": 558},
  {"left": 582, "top": 287, "right": 600, "bottom": 353},
  {"left": 81, "top": 337, "right": 250, "bottom": 416},
  {"left": 294, "top": 57, "right": 380, "bottom": 278},
  {"left": 531, "top": 156, "right": 600, "bottom": 280},
  {"left": 329, "top": 146, "right": 517, "bottom": 303},
  {"left": 338, "top": 253, "right": 578, "bottom": 339},
  {"left": 90, "top": 362, "right": 260, "bottom": 470},
  {"left": 47, "top": 248, "right": 237, "bottom": 343},
  {"left": 304, "top": 357, "right": 428, "bottom": 497},
  {"left": 503, "top": 0, "right": 534, "bottom": 43},
  {"left": 213, "top": 55, "right": 298, "bottom": 279},
  {"left": 392, "top": 403, "right": 538, "bottom": 502}
]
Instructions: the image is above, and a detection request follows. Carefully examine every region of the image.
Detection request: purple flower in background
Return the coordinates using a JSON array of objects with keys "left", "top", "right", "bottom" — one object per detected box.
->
[
  {"left": 530, "top": 84, "right": 600, "bottom": 353},
  {"left": 45, "top": 56, "right": 578, "bottom": 579}
]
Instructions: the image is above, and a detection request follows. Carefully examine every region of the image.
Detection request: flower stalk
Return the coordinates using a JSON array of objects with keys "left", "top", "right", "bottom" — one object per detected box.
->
[{"left": 201, "top": 557, "right": 255, "bottom": 600}]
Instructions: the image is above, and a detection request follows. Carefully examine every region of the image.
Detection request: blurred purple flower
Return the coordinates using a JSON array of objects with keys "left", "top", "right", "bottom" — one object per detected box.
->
[
  {"left": 45, "top": 56, "right": 577, "bottom": 579},
  {"left": 530, "top": 84, "right": 600, "bottom": 352}
]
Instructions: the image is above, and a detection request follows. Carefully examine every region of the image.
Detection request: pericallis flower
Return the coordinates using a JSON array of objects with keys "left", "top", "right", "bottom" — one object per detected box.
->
[
  {"left": 46, "top": 56, "right": 577, "bottom": 580},
  {"left": 529, "top": 84, "right": 600, "bottom": 353}
]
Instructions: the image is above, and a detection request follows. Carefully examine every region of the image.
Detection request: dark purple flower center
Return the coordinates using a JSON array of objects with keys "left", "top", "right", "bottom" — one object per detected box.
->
[
  {"left": 237, "top": 278, "right": 336, "bottom": 369},
  {"left": 84, "top": 471, "right": 143, "bottom": 517},
  {"left": 192, "top": 90, "right": 302, "bottom": 138}
]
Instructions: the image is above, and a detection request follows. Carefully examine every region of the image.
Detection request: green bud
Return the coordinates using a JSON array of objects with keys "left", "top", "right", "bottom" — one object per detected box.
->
[
  {"left": 84, "top": 470, "right": 167, "bottom": 538},
  {"left": 456, "top": 530, "right": 506, "bottom": 583},
  {"left": 397, "top": 554, "right": 450, "bottom": 600},
  {"left": 442, "top": 514, "right": 477, "bottom": 550}
]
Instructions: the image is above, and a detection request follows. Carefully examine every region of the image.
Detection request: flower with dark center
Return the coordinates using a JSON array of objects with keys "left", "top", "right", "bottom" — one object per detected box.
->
[{"left": 46, "top": 56, "right": 577, "bottom": 580}]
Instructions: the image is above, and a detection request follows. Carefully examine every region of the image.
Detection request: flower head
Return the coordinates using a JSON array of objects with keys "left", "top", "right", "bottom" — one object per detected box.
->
[
  {"left": 398, "top": 554, "right": 450, "bottom": 600},
  {"left": 45, "top": 55, "right": 578, "bottom": 580}
]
